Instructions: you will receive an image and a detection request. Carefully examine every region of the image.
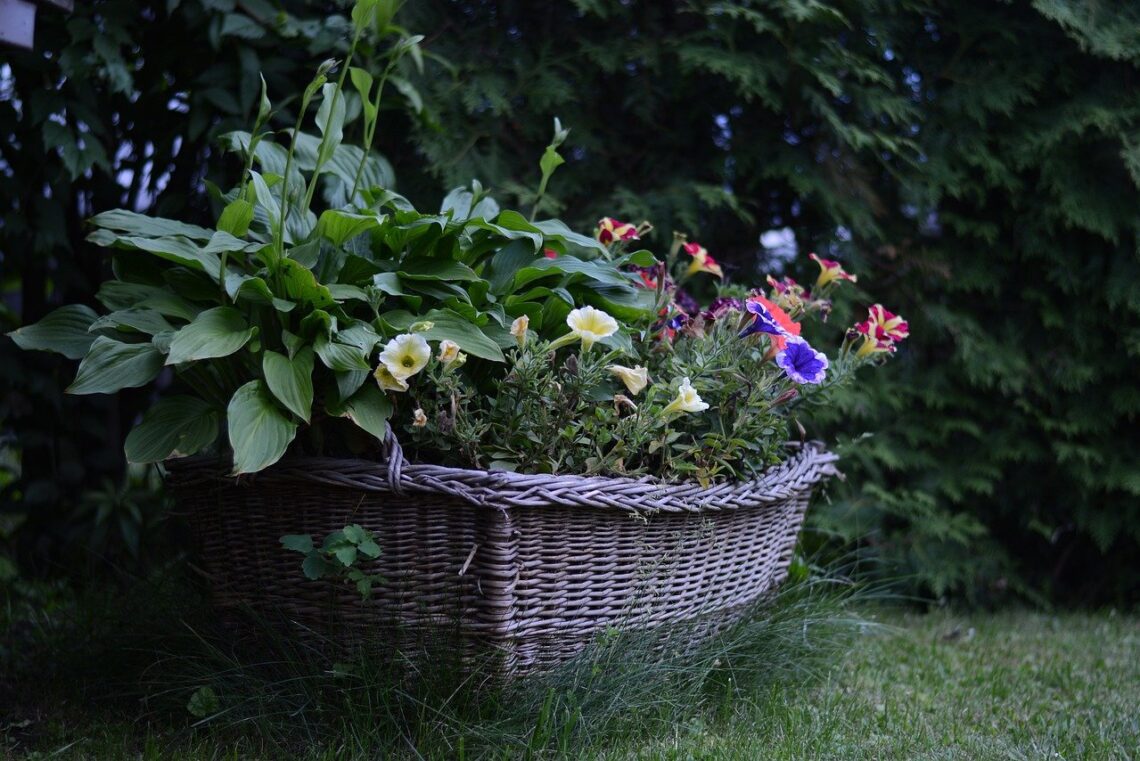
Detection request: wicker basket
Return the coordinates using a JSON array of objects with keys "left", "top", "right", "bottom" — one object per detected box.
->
[{"left": 166, "top": 427, "right": 838, "bottom": 677}]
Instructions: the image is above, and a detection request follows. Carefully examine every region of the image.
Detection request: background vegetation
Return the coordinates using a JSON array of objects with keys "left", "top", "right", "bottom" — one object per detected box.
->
[{"left": 2, "top": 0, "right": 1138, "bottom": 603}]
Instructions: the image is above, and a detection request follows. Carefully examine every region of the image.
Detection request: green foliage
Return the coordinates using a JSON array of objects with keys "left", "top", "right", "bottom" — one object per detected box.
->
[{"left": 281, "top": 524, "right": 383, "bottom": 598}]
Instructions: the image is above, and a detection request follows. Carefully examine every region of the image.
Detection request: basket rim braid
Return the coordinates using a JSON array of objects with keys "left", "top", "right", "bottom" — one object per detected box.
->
[{"left": 167, "top": 426, "right": 842, "bottom": 513}]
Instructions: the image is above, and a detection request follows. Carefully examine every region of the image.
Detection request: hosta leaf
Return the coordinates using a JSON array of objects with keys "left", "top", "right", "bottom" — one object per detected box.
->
[
  {"left": 86, "top": 229, "right": 224, "bottom": 277},
  {"left": 262, "top": 347, "right": 314, "bottom": 422},
  {"left": 8, "top": 304, "right": 98, "bottom": 359},
  {"left": 124, "top": 396, "right": 220, "bottom": 463},
  {"left": 166, "top": 306, "right": 256, "bottom": 365},
  {"left": 89, "top": 209, "right": 215, "bottom": 242},
  {"left": 315, "top": 335, "right": 371, "bottom": 371},
  {"left": 89, "top": 308, "right": 175, "bottom": 336},
  {"left": 227, "top": 380, "right": 298, "bottom": 474},
  {"left": 330, "top": 383, "right": 392, "bottom": 441},
  {"left": 317, "top": 209, "right": 384, "bottom": 247},
  {"left": 67, "top": 336, "right": 164, "bottom": 395},
  {"left": 410, "top": 308, "right": 505, "bottom": 362},
  {"left": 397, "top": 258, "right": 482, "bottom": 282}
]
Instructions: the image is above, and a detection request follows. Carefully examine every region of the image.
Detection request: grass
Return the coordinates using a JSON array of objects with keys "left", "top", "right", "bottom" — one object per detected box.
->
[{"left": 2, "top": 570, "right": 1138, "bottom": 760}]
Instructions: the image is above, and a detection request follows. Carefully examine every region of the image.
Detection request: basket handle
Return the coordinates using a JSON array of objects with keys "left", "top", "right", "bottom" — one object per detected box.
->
[{"left": 382, "top": 423, "right": 407, "bottom": 494}]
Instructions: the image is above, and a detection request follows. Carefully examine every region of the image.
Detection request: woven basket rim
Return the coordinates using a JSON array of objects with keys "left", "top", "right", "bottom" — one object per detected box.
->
[{"left": 166, "top": 434, "right": 840, "bottom": 515}]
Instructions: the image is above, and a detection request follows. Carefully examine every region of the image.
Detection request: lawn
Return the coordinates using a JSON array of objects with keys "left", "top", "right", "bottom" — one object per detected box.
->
[
  {"left": 3, "top": 589, "right": 1137, "bottom": 759},
  {"left": 625, "top": 609, "right": 1140, "bottom": 760}
]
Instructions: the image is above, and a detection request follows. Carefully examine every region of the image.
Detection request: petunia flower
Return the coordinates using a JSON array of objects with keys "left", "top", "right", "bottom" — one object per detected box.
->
[
  {"left": 558, "top": 306, "right": 619, "bottom": 351},
  {"left": 607, "top": 364, "right": 649, "bottom": 395},
  {"left": 510, "top": 315, "right": 530, "bottom": 348},
  {"left": 856, "top": 304, "right": 909, "bottom": 344},
  {"left": 379, "top": 333, "right": 431, "bottom": 380},
  {"left": 373, "top": 364, "right": 409, "bottom": 392},
  {"left": 809, "top": 253, "right": 857, "bottom": 289},
  {"left": 776, "top": 336, "right": 829, "bottom": 385},
  {"left": 595, "top": 217, "right": 640, "bottom": 245},
  {"left": 662, "top": 377, "right": 710, "bottom": 416},
  {"left": 855, "top": 335, "right": 898, "bottom": 358},
  {"left": 739, "top": 296, "right": 801, "bottom": 351},
  {"left": 438, "top": 339, "right": 461, "bottom": 365},
  {"left": 683, "top": 242, "right": 724, "bottom": 279}
]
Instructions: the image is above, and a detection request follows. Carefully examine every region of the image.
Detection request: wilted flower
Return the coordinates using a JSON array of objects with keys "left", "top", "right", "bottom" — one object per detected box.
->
[
  {"left": 683, "top": 242, "right": 724, "bottom": 279},
  {"left": 412, "top": 408, "right": 428, "bottom": 427},
  {"left": 510, "top": 315, "right": 530, "bottom": 348},
  {"left": 564, "top": 306, "right": 619, "bottom": 350},
  {"left": 702, "top": 297, "right": 743, "bottom": 321},
  {"left": 662, "top": 377, "right": 710, "bottom": 416},
  {"left": 766, "top": 275, "right": 808, "bottom": 310},
  {"left": 438, "top": 339, "right": 461, "bottom": 365},
  {"left": 595, "top": 217, "right": 640, "bottom": 245},
  {"left": 809, "top": 253, "right": 857, "bottom": 289},
  {"left": 373, "top": 364, "right": 409, "bottom": 392},
  {"left": 776, "top": 337, "right": 829, "bottom": 385},
  {"left": 613, "top": 393, "right": 638, "bottom": 412},
  {"left": 607, "top": 364, "right": 649, "bottom": 395},
  {"left": 379, "top": 334, "right": 431, "bottom": 379}
]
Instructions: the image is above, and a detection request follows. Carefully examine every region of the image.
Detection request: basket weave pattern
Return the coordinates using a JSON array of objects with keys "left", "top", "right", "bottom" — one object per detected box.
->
[{"left": 167, "top": 430, "right": 839, "bottom": 675}]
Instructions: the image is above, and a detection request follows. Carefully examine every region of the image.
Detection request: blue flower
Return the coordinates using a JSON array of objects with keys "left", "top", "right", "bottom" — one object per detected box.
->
[
  {"left": 739, "top": 298, "right": 788, "bottom": 338},
  {"left": 775, "top": 336, "right": 828, "bottom": 384}
]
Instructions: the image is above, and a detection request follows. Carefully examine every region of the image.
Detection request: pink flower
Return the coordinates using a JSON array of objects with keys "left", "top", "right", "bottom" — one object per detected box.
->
[
  {"left": 683, "top": 242, "right": 724, "bottom": 279},
  {"left": 854, "top": 304, "right": 909, "bottom": 357},
  {"left": 809, "top": 253, "right": 857, "bottom": 289},
  {"left": 595, "top": 217, "right": 640, "bottom": 245}
]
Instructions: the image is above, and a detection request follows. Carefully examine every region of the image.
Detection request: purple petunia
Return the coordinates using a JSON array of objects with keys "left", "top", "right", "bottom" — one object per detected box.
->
[
  {"left": 775, "top": 336, "right": 828, "bottom": 384},
  {"left": 739, "top": 299, "right": 788, "bottom": 338}
]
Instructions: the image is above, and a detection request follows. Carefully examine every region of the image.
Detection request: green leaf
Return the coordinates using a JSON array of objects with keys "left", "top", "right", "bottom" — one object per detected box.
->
[
  {"left": 166, "top": 307, "right": 256, "bottom": 365},
  {"left": 124, "top": 396, "right": 220, "bottom": 463},
  {"left": 86, "top": 229, "right": 224, "bottom": 277},
  {"left": 8, "top": 304, "right": 98, "bottom": 360},
  {"left": 314, "top": 83, "right": 346, "bottom": 166},
  {"left": 89, "top": 308, "right": 175, "bottom": 336},
  {"left": 357, "top": 539, "right": 381, "bottom": 558},
  {"left": 280, "top": 534, "right": 314, "bottom": 554},
  {"left": 515, "top": 256, "right": 636, "bottom": 290},
  {"left": 217, "top": 199, "right": 255, "bottom": 237},
  {"left": 317, "top": 209, "right": 384, "bottom": 247},
  {"left": 331, "top": 383, "right": 392, "bottom": 441},
  {"left": 227, "top": 380, "right": 298, "bottom": 474},
  {"left": 486, "top": 239, "right": 540, "bottom": 295},
  {"left": 67, "top": 337, "right": 164, "bottom": 395},
  {"left": 262, "top": 347, "right": 314, "bottom": 422},
  {"left": 334, "top": 545, "right": 357, "bottom": 566},
  {"left": 397, "top": 259, "right": 482, "bottom": 282},
  {"left": 302, "top": 554, "right": 337, "bottom": 580},
  {"left": 279, "top": 259, "right": 334, "bottom": 308},
  {"left": 187, "top": 686, "right": 219, "bottom": 719},
  {"left": 389, "top": 74, "right": 423, "bottom": 113},
  {"left": 89, "top": 209, "right": 215, "bottom": 242},
  {"left": 411, "top": 309, "right": 505, "bottom": 362},
  {"left": 315, "top": 335, "right": 372, "bottom": 371},
  {"left": 539, "top": 145, "right": 565, "bottom": 180}
]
